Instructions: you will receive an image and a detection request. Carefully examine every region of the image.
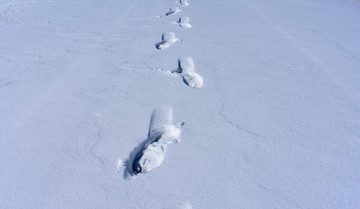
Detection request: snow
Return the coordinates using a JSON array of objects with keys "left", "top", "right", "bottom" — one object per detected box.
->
[{"left": 1, "top": 0, "right": 360, "bottom": 208}]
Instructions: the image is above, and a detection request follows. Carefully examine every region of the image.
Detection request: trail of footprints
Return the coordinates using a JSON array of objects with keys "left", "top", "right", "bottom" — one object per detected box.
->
[
  {"left": 122, "top": 0, "right": 203, "bottom": 177},
  {"left": 154, "top": 1, "right": 201, "bottom": 89}
]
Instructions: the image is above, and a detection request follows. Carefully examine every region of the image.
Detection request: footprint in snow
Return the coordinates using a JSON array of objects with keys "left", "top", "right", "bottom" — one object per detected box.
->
[
  {"left": 121, "top": 105, "right": 183, "bottom": 177},
  {"left": 156, "top": 32, "right": 180, "bottom": 50},
  {"left": 174, "top": 57, "right": 203, "bottom": 88},
  {"left": 178, "top": 17, "right": 192, "bottom": 29},
  {"left": 179, "top": 0, "right": 189, "bottom": 6},
  {"left": 166, "top": 7, "right": 182, "bottom": 16}
]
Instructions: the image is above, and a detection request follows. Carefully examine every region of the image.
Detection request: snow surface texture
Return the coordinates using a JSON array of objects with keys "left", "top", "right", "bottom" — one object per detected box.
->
[
  {"left": 132, "top": 106, "right": 181, "bottom": 174},
  {"left": 156, "top": 32, "right": 180, "bottom": 50},
  {"left": 1, "top": 0, "right": 360, "bottom": 208},
  {"left": 178, "top": 17, "right": 192, "bottom": 29}
]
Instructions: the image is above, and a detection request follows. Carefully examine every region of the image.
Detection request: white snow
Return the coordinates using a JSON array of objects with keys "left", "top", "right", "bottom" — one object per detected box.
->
[{"left": 1, "top": 0, "right": 360, "bottom": 208}]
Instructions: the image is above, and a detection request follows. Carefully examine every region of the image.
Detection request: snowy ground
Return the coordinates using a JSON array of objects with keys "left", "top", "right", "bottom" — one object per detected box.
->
[{"left": 1, "top": 0, "right": 360, "bottom": 208}]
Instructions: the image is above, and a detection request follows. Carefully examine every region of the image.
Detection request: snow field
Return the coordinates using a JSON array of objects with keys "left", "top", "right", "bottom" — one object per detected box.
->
[{"left": 1, "top": 0, "right": 359, "bottom": 208}]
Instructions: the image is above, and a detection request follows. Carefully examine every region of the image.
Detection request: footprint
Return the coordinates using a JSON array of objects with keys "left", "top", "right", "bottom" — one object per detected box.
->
[
  {"left": 178, "top": 17, "right": 192, "bottom": 29},
  {"left": 156, "top": 32, "right": 180, "bottom": 50},
  {"left": 166, "top": 7, "right": 182, "bottom": 16},
  {"left": 176, "top": 57, "right": 203, "bottom": 88},
  {"left": 179, "top": 0, "right": 190, "bottom": 6},
  {"left": 131, "top": 105, "right": 182, "bottom": 174}
]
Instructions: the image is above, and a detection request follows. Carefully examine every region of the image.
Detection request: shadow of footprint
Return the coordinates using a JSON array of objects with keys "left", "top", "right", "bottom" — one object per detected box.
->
[{"left": 122, "top": 136, "right": 152, "bottom": 179}]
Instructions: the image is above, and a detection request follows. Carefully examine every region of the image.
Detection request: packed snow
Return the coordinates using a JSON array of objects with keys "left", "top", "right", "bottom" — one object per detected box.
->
[{"left": 1, "top": 0, "right": 359, "bottom": 208}]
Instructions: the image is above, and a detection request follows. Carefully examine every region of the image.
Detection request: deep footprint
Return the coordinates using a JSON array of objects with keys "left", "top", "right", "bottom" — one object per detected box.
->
[
  {"left": 179, "top": 0, "right": 189, "bottom": 6},
  {"left": 155, "top": 32, "right": 180, "bottom": 50},
  {"left": 177, "top": 57, "right": 203, "bottom": 88},
  {"left": 132, "top": 105, "right": 182, "bottom": 174},
  {"left": 166, "top": 7, "right": 182, "bottom": 16},
  {"left": 178, "top": 17, "right": 192, "bottom": 29}
]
